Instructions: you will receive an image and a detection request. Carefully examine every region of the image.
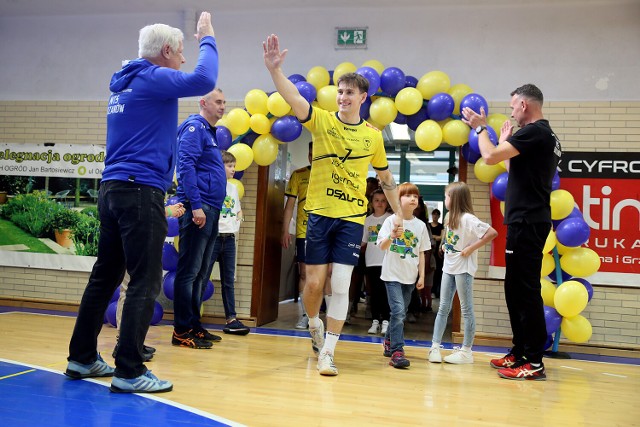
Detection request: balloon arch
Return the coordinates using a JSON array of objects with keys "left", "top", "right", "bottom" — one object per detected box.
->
[{"left": 211, "top": 60, "right": 600, "bottom": 348}]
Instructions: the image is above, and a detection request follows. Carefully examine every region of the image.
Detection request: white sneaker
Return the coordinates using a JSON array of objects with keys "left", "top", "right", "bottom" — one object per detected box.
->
[
  {"left": 309, "top": 322, "right": 325, "bottom": 356},
  {"left": 317, "top": 351, "right": 339, "bottom": 376},
  {"left": 380, "top": 320, "right": 389, "bottom": 335},
  {"left": 444, "top": 347, "right": 474, "bottom": 364},
  {"left": 295, "top": 315, "right": 309, "bottom": 329},
  {"left": 367, "top": 320, "right": 380, "bottom": 334},
  {"left": 428, "top": 346, "right": 442, "bottom": 363}
]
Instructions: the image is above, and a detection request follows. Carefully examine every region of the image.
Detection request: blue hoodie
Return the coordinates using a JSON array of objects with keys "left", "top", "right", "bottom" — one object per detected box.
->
[
  {"left": 102, "top": 36, "right": 218, "bottom": 191},
  {"left": 176, "top": 114, "right": 226, "bottom": 210}
]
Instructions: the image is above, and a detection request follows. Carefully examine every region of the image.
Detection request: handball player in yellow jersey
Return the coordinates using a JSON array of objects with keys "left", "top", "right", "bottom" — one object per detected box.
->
[{"left": 264, "top": 34, "right": 402, "bottom": 376}]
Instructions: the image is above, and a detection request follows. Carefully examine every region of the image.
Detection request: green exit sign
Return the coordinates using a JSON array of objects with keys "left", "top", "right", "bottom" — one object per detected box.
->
[{"left": 336, "top": 27, "right": 367, "bottom": 49}]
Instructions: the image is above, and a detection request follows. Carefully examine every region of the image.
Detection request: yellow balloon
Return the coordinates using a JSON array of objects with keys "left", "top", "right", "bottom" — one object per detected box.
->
[
  {"left": 267, "top": 92, "right": 291, "bottom": 117},
  {"left": 227, "top": 143, "right": 253, "bottom": 171},
  {"left": 366, "top": 118, "right": 383, "bottom": 131},
  {"left": 543, "top": 229, "right": 557, "bottom": 253},
  {"left": 554, "top": 280, "right": 589, "bottom": 317},
  {"left": 228, "top": 178, "right": 245, "bottom": 199},
  {"left": 442, "top": 120, "right": 469, "bottom": 147},
  {"left": 252, "top": 134, "right": 279, "bottom": 166},
  {"left": 317, "top": 85, "right": 339, "bottom": 112},
  {"left": 540, "top": 278, "right": 556, "bottom": 307},
  {"left": 415, "top": 120, "right": 442, "bottom": 152},
  {"left": 225, "top": 108, "right": 251, "bottom": 135},
  {"left": 448, "top": 83, "right": 473, "bottom": 115},
  {"left": 487, "top": 113, "right": 510, "bottom": 138},
  {"left": 395, "top": 87, "right": 423, "bottom": 115},
  {"left": 550, "top": 189, "right": 575, "bottom": 220},
  {"left": 541, "top": 252, "right": 555, "bottom": 277},
  {"left": 560, "top": 247, "right": 601, "bottom": 278},
  {"left": 249, "top": 113, "right": 272, "bottom": 135},
  {"left": 561, "top": 314, "right": 592, "bottom": 343},
  {"left": 361, "top": 59, "right": 385, "bottom": 75},
  {"left": 417, "top": 71, "right": 451, "bottom": 100},
  {"left": 244, "top": 89, "right": 269, "bottom": 116},
  {"left": 556, "top": 241, "right": 571, "bottom": 255},
  {"left": 333, "top": 62, "right": 357, "bottom": 83},
  {"left": 306, "top": 66, "right": 330, "bottom": 90},
  {"left": 173, "top": 234, "right": 180, "bottom": 252},
  {"left": 474, "top": 158, "right": 505, "bottom": 183},
  {"left": 369, "top": 97, "right": 397, "bottom": 127},
  {"left": 499, "top": 201, "right": 505, "bottom": 215}
]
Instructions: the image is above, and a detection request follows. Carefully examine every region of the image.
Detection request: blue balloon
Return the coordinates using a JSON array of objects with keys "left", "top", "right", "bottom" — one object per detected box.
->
[
  {"left": 380, "top": 67, "right": 406, "bottom": 96},
  {"left": 394, "top": 112, "right": 407, "bottom": 125},
  {"left": 548, "top": 269, "right": 572, "bottom": 284},
  {"left": 288, "top": 74, "right": 306, "bottom": 84},
  {"left": 556, "top": 217, "right": 591, "bottom": 247},
  {"left": 544, "top": 305, "right": 562, "bottom": 336},
  {"left": 460, "top": 93, "right": 489, "bottom": 116},
  {"left": 552, "top": 170, "right": 560, "bottom": 190},
  {"left": 544, "top": 334, "right": 554, "bottom": 350},
  {"left": 233, "top": 171, "right": 244, "bottom": 180},
  {"left": 106, "top": 301, "right": 118, "bottom": 327},
  {"left": 109, "top": 285, "right": 121, "bottom": 304},
  {"left": 573, "top": 278, "right": 594, "bottom": 302},
  {"left": 162, "top": 242, "right": 178, "bottom": 271},
  {"left": 553, "top": 207, "right": 582, "bottom": 228},
  {"left": 295, "top": 81, "right": 317, "bottom": 104},
  {"left": 427, "top": 92, "right": 455, "bottom": 121},
  {"left": 203, "top": 280, "right": 214, "bottom": 301},
  {"left": 166, "top": 196, "right": 179, "bottom": 206},
  {"left": 468, "top": 126, "right": 498, "bottom": 153},
  {"left": 360, "top": 97, "right": 372, "bottom": 120},
  {"left": 271, "top": 116, "right": 303, "bottom": 143},
  {"left": 492, "top": 172, "right": 509, "bottom": 201},
  {"left": 150, "top": 301, "right": 163, "bottom": 325},
  {"left": 241, "top": 131, "right": 258, "bottom": 147},
  {"left": 404, "top": 75, "right": 418, "bottom": 88},
  {"left": 328, "top": 69, "right": 334, "bottom": 85},
  {"left": 216, "top": 126, "right": 233, "bottom": 151},
  {"left": 406, "top": 107, "right": 429, "bottom": 131},
  {"left": 355, "top": 66, "right": 381, "bottom": 97},
  {"left": 461, "top": 143, "right": 481, "bottom": 164},
  {"left": 166, "top": 216, "right": 179, "bottom": 237},
  {"left": 163, "top": 271, "right": 176, "bottom": 300}
]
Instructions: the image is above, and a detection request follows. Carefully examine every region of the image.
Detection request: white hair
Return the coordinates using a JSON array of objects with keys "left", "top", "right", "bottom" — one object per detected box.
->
[{"left": 138, "top": 23, "right": 184, "bottom": 59}]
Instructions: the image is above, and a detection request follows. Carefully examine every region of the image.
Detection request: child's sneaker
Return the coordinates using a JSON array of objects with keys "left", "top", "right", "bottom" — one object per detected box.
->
[
  {"left": 490, "top": 352, "right": 518, "bottom": 369},
  {"left": 223, "top": 319, "right": 250, "bottom": 336},
  {"left": 317, "top": 351, "right": 338, "bottom": 376},
  {"left": 428, "top": 346, "right": 442, "bottom": 363},
  {"left": 444, "top": 347, "right": 474, "bottom": 364},
  {"left": 498, "top": 361, "right": 546, "bottom": 381},
  {"left": 389, "top": 351, "right": 410, "bottom": 369},
  {"left": 172, "top": 330, "right": 212, "bottom": 349},
  {"left": 367, "top": 319, "right": 380, "bottom": 334},
  {"left": 380, "top": 320, "right": 389, "bottom": 335},
  {"left": 309, "top": 322, "right": 325, "bottom": 356},
  {"left": 110, "top": 370, "right": 173, "bottom": 393},
  {"left": 65, "top": 353, "right": 114, "bottom": 379},
  {"left": 194, "top": 327, "right": 222, "bottom": 342},
  {"left": 382, "top": 339, "right": 392, "bottom": 357}
]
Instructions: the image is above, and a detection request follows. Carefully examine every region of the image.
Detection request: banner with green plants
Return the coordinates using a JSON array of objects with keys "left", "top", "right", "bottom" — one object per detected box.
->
[{"left": 0, "top": 143, "right": 105, "bottom": 178}]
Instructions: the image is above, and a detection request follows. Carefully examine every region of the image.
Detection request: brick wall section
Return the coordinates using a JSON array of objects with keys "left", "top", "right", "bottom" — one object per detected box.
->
[{"left": 0, "top": 99, "right": 639, "bottom": 347}]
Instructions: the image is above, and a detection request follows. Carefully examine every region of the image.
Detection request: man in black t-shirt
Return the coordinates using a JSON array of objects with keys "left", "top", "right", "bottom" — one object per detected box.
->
[{"left": 463, "top": 84, "right": 561, "bottom": 381}]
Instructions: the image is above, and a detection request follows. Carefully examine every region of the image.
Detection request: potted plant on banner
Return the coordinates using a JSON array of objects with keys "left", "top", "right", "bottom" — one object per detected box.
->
[{"left": 51, "top": 208, "right": 80, "bottom": 248}]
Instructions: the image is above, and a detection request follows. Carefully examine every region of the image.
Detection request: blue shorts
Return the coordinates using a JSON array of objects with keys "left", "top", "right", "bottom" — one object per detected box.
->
[
  {"left": 305, "top": 214, "right": 363, "bottom": 266},
  {"left": 295, "top": 238, "right": 306, "bottom": 263}
]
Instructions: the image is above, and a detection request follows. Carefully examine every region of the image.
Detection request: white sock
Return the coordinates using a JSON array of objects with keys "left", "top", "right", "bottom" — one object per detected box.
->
[
  {"left": 462, "top": 345, "right": 472, "bottom": 353},
  {"left": 431, "top": 342, "right": 441, "bottom": 349},
  {"left": 308, "top": 316, "right": 322, "bottom": 329},
  {"left": 322, "top": 331, "right": 340, "bottom": 354}
]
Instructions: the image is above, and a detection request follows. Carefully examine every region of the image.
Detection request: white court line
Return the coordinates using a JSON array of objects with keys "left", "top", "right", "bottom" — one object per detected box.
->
[
  {"left": 602, "top": 372, "right": 627, "bottom": 378},
  {"left": 561, "top": 365, "right": 583, "bottom": 371}
]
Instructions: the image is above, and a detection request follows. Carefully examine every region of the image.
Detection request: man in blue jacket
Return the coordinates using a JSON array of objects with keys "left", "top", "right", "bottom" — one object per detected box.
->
[
  {"left": 172, "top": 88, "right": 227, "bottom": 349},
  {"left": 65, "top": 12, "right": 219, "bottom": 394}
]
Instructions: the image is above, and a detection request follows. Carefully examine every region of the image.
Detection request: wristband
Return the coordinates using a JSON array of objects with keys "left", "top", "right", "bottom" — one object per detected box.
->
[{"left": 166, "top": 206, "right": 172, "bottom": 217}]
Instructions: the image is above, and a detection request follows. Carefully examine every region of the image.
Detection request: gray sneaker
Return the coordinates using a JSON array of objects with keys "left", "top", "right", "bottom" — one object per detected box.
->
[
  {"left": 110, "top": 370, "right": 173, "bottom": 393},
  {"left": 65, "top": 353, "right": 114, "bottom": 379},
  {"left": 295, "top": 314, "right": 309, "bottom": 330},
  {"left": 309, "top": 322, "right": 325, "bottom": 356}
]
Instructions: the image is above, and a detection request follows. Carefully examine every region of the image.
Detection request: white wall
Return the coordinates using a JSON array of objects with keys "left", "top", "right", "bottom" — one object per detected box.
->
[{"left": 1, "top": 2, "right": 639, "bottom": 102}]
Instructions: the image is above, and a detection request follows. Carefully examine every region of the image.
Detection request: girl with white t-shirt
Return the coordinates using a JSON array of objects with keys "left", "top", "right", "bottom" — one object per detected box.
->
[{"left": 429, "top": 182, "right": 497, "bottom": 364}]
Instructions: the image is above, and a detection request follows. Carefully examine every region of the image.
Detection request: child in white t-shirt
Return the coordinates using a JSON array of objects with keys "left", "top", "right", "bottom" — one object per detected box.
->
[
  {"left": 362, "top": 189, "right": 391, "bottom": 335},
  {"left": 377, "top": 183, "right": 430, "bottom": 369},
  {"left": 429, "top": 182, "right": 497, "bottom": 364}
]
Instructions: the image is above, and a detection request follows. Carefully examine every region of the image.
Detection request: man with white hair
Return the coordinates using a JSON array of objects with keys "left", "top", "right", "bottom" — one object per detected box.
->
[{"left": 66, "top": 12, "right": 219, "bottom": 393}]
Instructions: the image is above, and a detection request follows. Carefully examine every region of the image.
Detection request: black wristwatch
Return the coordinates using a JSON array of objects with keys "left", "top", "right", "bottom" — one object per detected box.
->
[{"left": 475, "top": 125, "right": 487, "bottom": 135}]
